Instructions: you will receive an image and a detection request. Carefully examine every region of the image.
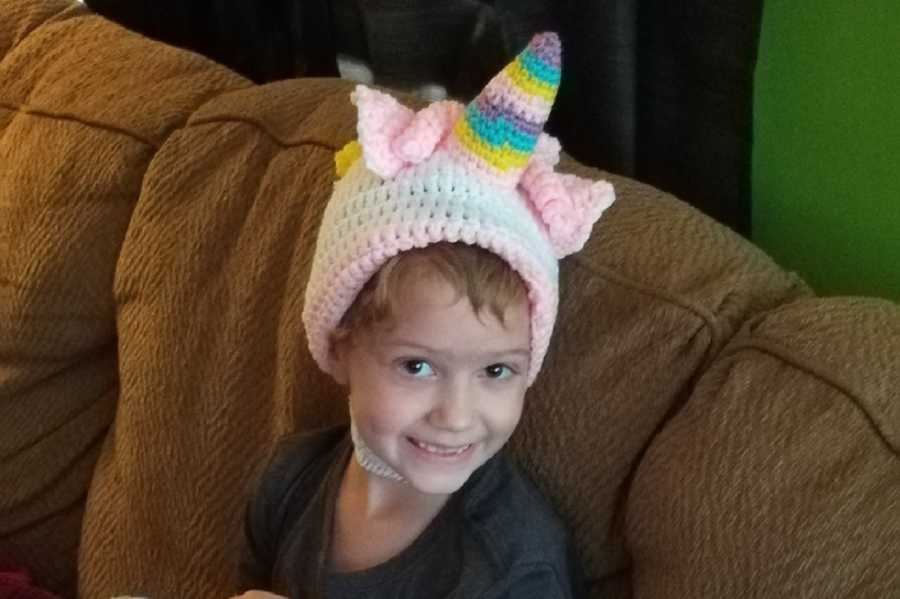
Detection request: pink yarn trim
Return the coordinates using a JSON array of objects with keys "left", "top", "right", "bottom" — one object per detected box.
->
[
  {"left": 519, "top": 160, "right": 616, "bottom": 258},
  {"left": 352, "top": 85, "right": 463, "bottom": 179}
]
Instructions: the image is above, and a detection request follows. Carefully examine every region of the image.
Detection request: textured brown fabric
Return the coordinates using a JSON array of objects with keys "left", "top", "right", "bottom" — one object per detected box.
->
[
  {"left": 80, "top": 80, "right": 359, "bottom": 599},
  {"left": 511, "top": 164, "right": 810, "bottom": 598},
  {"left": 0, "top": 1, "right": 247, "bottom": 596},
  {"left": 627, "top": 297, "right": 900, "bottom": 598},
  {"left": 0, "top": 0, "right": 69, "bottom": 57},
  {"left": 5, "top": 3, "right": 896, "bottom": 599}
]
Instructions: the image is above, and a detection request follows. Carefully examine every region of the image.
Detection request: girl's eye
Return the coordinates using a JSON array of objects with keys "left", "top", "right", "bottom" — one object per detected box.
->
[
  {"left": 485, "top": 364, "right": 514, "bottom": 380},
  {"left": 401, "top": 359, "right": 434, "bottom": 378}
]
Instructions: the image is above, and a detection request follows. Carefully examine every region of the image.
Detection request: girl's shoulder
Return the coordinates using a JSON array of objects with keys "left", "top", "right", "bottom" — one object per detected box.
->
[
  {"left": 239, "top": 424, "right": 351, "bottom": 592},
  {"left": 269, "top": 424, "right": 349, "bottom": 478},
  {"left": 248, "top": 424, "right": 350, "bottom": 544}
]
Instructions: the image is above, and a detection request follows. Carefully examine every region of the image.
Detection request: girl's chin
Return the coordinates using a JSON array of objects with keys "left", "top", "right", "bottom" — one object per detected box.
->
[{"left": 405, "top": 474, "right": 470, "bottom": 496}]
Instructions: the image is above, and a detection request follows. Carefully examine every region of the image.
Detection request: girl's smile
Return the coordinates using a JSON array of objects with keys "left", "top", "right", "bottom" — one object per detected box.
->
[{"left": 406, "top": 435, "right": 475, "bottom": 462}]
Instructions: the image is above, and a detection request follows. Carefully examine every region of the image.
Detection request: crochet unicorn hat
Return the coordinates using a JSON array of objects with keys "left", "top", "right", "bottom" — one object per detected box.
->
[{"left": 303, "top": 32, "right": 615, "bottom": 386}]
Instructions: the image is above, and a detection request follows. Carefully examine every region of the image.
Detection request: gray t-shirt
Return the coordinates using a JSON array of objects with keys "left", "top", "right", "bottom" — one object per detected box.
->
[{"left": 238, "top": 425, "right": 583, "bottom": 598}]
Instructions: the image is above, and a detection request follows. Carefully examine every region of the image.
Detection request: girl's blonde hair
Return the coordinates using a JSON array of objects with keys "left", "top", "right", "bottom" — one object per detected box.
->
[{"left": 330, "top": 242, "right": 528, "bottom": 346}]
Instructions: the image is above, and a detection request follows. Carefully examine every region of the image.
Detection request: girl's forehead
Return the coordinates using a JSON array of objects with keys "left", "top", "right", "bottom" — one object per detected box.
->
[{"left": 369, "top": 295, "right": 529, "bottom": 356}]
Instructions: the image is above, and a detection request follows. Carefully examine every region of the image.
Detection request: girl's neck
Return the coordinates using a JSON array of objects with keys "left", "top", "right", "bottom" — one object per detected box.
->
[
  {"left": 342, "top": 453, "right": 448, "bottom": 519},
  {"left": 330, "top": 455, "right": 450, "bottom": 573}
]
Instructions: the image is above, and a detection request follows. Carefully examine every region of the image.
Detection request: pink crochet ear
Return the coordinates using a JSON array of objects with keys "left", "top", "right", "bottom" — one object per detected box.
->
[
  {"left": 351, "top": 85, "right": 415, "bottom": 178},
  {"left": 351, "top": 85, "right": 462, "bottom": 179},
  {"left": 519, "top": 160, "right": 615, "bottom": 258},
  {"left": 392, "top": 101, "right": 463, "bottom": 164}
]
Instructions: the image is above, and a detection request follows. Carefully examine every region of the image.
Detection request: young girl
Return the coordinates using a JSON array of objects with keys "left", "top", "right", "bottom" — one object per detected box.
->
[{"left": 236, "top": 32, "right": 614, "bottom": 599}]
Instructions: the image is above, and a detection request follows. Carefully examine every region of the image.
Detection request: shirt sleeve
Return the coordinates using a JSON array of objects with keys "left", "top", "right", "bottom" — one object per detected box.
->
[
  {"left": 235, "top": 451, "right": 283, "bottom": 592},
  {"left": 235, "top": 426, "right": 348, "bottom": 593}
]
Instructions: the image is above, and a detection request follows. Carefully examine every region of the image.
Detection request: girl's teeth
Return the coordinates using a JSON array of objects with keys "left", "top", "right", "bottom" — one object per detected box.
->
[{"left": 413, "top": 439, "right": 470, "bottom": 455}]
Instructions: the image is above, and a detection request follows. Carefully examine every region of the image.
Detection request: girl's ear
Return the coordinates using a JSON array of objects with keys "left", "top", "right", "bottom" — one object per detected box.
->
[{"left": 329, "top": 340, "right": 350, "bottom": 387}]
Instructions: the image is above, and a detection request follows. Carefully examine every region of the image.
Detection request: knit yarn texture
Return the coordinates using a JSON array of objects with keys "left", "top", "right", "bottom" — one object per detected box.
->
[{"left": 304, "top": 147, "right": 559, "bottom": 384}]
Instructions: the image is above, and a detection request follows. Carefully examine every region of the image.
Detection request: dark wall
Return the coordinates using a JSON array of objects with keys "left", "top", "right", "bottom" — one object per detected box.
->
[{"left": 85, "top": 0, "right": 762, "bottom": 235}]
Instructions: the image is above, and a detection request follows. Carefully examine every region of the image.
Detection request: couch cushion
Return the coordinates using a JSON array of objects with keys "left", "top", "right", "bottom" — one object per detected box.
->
[
  {"left": 0, "top": 1, "right": 247, "bottom": 595},
  {"left": 80, "top": 79, "right": 359, "bottom": 599},
  {"left": 627, "top": 297, "right": 900, "bottom": 598}
]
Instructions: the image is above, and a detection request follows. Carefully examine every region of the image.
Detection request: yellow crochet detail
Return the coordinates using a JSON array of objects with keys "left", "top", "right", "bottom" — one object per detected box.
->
[
  {"left": 503, "top": 61, "right": 557, "bottom": 102},
  {"left": 335, "top": 140, "right": 362, "bottom": 178},
  {"left": 454, "top": 119, "right": 530, "bottom": 171}
]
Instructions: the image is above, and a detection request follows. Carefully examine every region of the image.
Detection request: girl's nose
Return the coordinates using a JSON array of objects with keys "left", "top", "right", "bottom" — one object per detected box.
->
[{"left": 428, "top": 380, "right": 474, "bottom": 432}]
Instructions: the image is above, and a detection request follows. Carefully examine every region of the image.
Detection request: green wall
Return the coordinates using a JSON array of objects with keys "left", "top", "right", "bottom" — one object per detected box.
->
[{"left": 753, "top": 2, "right": 900, "bottom": 300}]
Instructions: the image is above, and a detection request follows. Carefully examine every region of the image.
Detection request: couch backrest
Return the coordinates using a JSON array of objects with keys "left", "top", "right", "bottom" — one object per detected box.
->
[{"left": 627, "top": 296, "right": 900, "bottom": 598}]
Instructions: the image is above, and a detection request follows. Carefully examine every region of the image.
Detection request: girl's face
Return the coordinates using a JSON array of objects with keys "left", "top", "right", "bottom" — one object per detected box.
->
[{"left": 333, "top": 275, "right": 531, "bottom": 496}]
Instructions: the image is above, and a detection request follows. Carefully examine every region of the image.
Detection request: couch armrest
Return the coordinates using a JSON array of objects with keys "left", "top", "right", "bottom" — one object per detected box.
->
[
  {"left": 626, "top": 297, "right": 900, "bottom": 598},
  {"left": 0, "top": 2, "right": 248, "bottom": 594}
]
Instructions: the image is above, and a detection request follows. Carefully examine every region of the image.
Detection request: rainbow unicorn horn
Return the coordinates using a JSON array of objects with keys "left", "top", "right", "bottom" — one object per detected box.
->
[{"left": 447, "top": 32, "right": 562, "bottom": 188}]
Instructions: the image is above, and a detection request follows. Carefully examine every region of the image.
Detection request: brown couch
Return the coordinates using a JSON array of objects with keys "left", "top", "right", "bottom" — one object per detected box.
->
[{"left": 2, "top": 2, "right": 898, "bottom": 598}]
